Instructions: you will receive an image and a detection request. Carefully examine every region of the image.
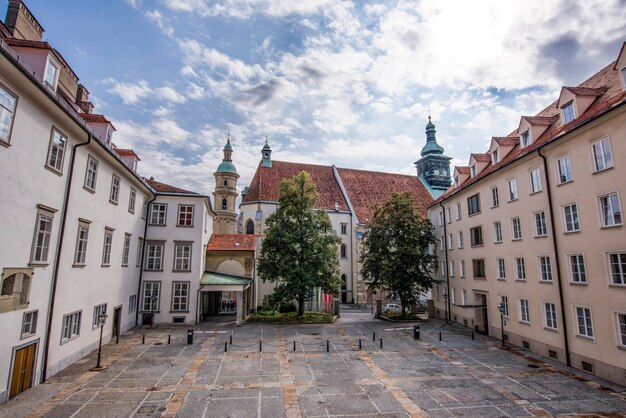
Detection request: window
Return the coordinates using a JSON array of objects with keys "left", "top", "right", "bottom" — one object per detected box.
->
[
  {"left": 177, "top": 205, "right": 194, "bottom": 227},
  {"left": 500, "top": 295, "right": 509, "bottom": 317},
  {"left": 493, "top": 221, "right": 502, "bottom": 243},
  {"left": 122, "top": 233, "right": 131, "bottom": 266},
  {"left": 341, "top": 223, "right": 347, "bottom": 234},
  {"left": 105, "top": 128, "right": 113, "bottom": 146},
  {"left": 544, "top": 303, "right": 557, "bottom": 329},
  {"left": 221, "top": 198, "right": 227, "bottom": 210},
  {"left": 109, "top": 174, "right": 121, "bottom": 204},
  {"left": 461, "top": 289, "right": 467, "bottom": 305},
  {"left": 129, "top": 294, "right": 137, "bottom": 313},
  {"left": 491, "top": 148, "right": 499, "bottom": 164},
  {"left": 446, "top": 207, "right": 451, "bottom": 223},
  {"left": 340, "top": 243, "right": 347, "bottom": 258},
  {"left": 470, "top": 164, "right": 477, "bottom": 178},
  {"left": 520, "top": 130, "right": 531, "bottom": 147},
  {"left": 472, "top": 259, "right": 485, "bottom": 278},
  {"left": 591, "top": 137, "right": 613, "bottom": 172},
  {"left": 438, "top": 210, "right": 444, "bottom": 226},
  {"left": 569, "top": 254, "right": 587, "bottom": 283},
  {"left": 529, "top": 168, "right": 542, "bottom": 193},
  {"left": 46, "top": 128, "right": 66, "bottom": 173},
  {"left": 439, "top": 236, "right": 444, "bottom": 251},
  {"left": 92, "top": 303, "right": 107, "bottom": 328},
  {"left": 74, "top": 221, "right": 90, "bottom": 265},
  {"left": 599, "top": 192, "right": 622, "bottom": 227},
  {"left": 21, "top": 310, "right": 38, "bottom": 338},
  {"left": 458, "top": 231, "right": 464, "bottom": 248},
  {"left": 172, "top": 282, "right": 189, "bottom": 312},
  {"left": 470, "top": 226, "right": 483, "bottom": 247},
  {"left": 460, "top": 260, "right": 466, "bottom": 278},
  {"left": 520, "top": 299, "right": 530, "bottom": 323},
  {"left": 562, "top": 100, "right": 576, "bottom": 123},
  {"left": 128, "top": 188, "right": 136, "bottom": 213},
  {"left": 146, "top": 242, "right": 164, "bottom": 271},
  {"left": 142, "top": 198, "right": 148, "bottom": 220},
  {"left": 451, "top": 288, "right": 457, "bottom": 304},
  {"left": 174, "top": 242, "right": 192, "bottom": 271},
  {"left": 246, "top": 219, "right": 254, "bottom": 235},
  {"left": 534, "top": 211, "right": 547, "bottom": 237},
  {"left": 539, "top": 256, "right": 553, "bottom": 282},
  {"left": 84, "top": 156, "right": 98, "bottom": 191},
  {"left": 507, "top": 178, "right": 518, "bottom": 201},
  {"left": 608, "top": 253, "right": 626, "bottom": 285},
  {"left": 456, "top": 203, "right": 462, "bottom": 220},
  {"left": 556, "top": 155, "right": 573, "bottom": 184},
  {"left": 468, "top": 194, "right": 480, "bottom": 215},
  {"left": 491, "top": 187, "right": 499, "bottom": 208},
  {"left": 143, "top": 282, "right": 160, "bottom": 311},
  {"left": 102, "top": 228, "right": 113, "bottom": 266},
  {"left": 449, "top": 261, "right": 455, "bottom": 277},
  {"left": 61, "top": 311, "right": 81, "bottom": 342},
  {"left": 136, "top": 237, "right": 143, "bottom": 267},
  {"left": 454, "top": 175, "right": 459, "bottom": 187},
  {"left": 0, "top": 83, "right": 17, "bottom": 144},
  {"left": 439, "top": 261, "right": 446, "bottom": 277},
  {"left": 31, "top": 209, "right": 54, "bottom": 264},
  {"left": 618, "top": 314, "right": 626, "bottom": 346},
  {"left": 515, "top": 257, "right": 526, "bottom": 280},
  {"left": 150, "top": 203, "right": 167, "bottom": 226},
  {"left": 447, "top": 234, "right": 453, "bottom": 250},
  {"left": 576, "top": 306, "right": 593, "bottom": 338},
  {"left": 497, "top": 258, "right": 506, "bottom": 279},
  {"left": 1, "top": 272, "right": 31, "bottom": 308},
  {"left": 563, "top": 203, "right": 580, "bottom": 232},
  {"left": 44, "top": 58, "right": 59, "bottom": 88},
  {"left": 511, "top": 217, "right": 522, "bottom": 240}
]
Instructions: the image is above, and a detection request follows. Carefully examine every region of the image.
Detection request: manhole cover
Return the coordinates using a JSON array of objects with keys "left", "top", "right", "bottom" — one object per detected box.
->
[
  {"left": 527, "top": 364, "right": 540, "bottom": 369},
  {"left": 154, "top": 342, "right": 163, "bottom": 346}
]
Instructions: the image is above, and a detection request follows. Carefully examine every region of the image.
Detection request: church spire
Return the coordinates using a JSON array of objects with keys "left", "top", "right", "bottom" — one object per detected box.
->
[
  {"left": 420, "top": 115, "right": 444, "bottom": 157},
  {"left": 213, "top": 131, "right": 240, "bottom": 234},
  {"left": 261, "top": 136, "right": 272, "bottom": 167},
  {"left": 216, "top": 132, "right": 237, "bottom": 174},
  {"left": 414, "top": 116, "right": 451, "bottom": 198}
]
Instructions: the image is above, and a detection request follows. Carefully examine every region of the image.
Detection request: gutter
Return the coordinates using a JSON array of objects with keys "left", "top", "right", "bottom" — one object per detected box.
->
[
  {"left": 538, "top": 148, "right": 572, "bottom": 367},
  {"left": 135, "top": 195, "right": 157, "bottom": 326},
  {"left": 41, "top": 134, "right": 92, "bottom": 383},
  {"left": 439, "top": 202, "right": 451, "bottom": 322}
]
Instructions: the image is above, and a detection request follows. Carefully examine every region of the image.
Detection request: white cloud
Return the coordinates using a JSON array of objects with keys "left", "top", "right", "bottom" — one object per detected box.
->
[
  {"left": 105, "top": 79, "right": 186, "bottom": 105},
  {"left": 145, "top": 9, "right": 175, "bottom": 37}
]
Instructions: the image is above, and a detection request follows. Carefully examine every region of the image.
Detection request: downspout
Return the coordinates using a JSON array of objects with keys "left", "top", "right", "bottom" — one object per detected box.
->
[
  {"left": 41, "top": 134, "right": 92, "bottom": 383},
  {"left": 538, "top": 148, "right": 572, "bottom": 367},
  {"left": 134, "top": 194, "right": 157, "bottom": 326},
  {"left": 439, "top": 202, "right": 451, "bottom": 322}
]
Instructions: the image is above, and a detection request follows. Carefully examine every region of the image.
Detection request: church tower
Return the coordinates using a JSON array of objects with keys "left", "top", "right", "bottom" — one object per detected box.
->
[
  {"left": 414, "top": 116, "right": 452, "bottom": 198},
  {"left": 261, "top": 138, "right": 272, "bottom": 167},
  {"left": 213, "top": 134, "right": 240, "bottom": 234}
]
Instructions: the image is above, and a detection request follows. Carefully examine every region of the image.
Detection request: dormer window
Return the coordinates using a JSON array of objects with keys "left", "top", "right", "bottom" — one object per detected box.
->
[
  {"left": 470, "top": 165, "right": 477, "bottom": 178},
  {"left": 454, "top": 175, "right": 459, "bottom": 187},
  {"left": 44, "top": 58, "right": 60, "bottom": 89},
  {"left": 562, "top": 101, "right": 576, "bottom": 123},
  {"left": 621, "top": 67, "right": 626, "bottom": 89},
  {"left": 105, "top": 128, "right": 113, "bottom": 146},
  {"left": 491, "top": 149, "right": 499, "bottom": 164},
  {"left": 520, "top": 130, "right": 531, "bottom": 147}
]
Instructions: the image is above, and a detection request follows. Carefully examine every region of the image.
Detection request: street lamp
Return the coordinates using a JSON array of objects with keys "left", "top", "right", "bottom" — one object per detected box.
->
[
  {"left": 443, "top": 291, "right": 449, "bottom": 323},
  {"left": 90, "top": 313, "right": 108, "bottom": 371},
  {"left": 497, "top": 302, "right": 509, "bottom": 349}
]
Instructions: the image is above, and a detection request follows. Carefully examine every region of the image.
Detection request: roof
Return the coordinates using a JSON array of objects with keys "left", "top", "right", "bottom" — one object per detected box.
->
[
  {"left": 470, "top": 153, "right": 491, "bottom": 162},
  {"left": 563, "top": 86, "right": 608, "bottom": 97},
  {"left": 114, "top": 148, "right": 140, "bottom": 160},
  {"left": 242, "top": 160, "right": 350, "bottom": 211},
  {"left": 455, "top": 166, "right": 470, "bottom": 174},
  {"left": 493, "top": 137, "right": 519, "bottom": 147},
  {"left": 146, "top": 177, "right": 201, "bottom": 195},
  {"left": 336, "top": 167, "right": 433, "bottom": 222},
  {"left": 4, "top": 38, "right": 78, "bottom": 81},
  {"left": 521, "top": 115, "right": 559, "bottom": 125},
  {"left": 79, "top": 113, "right": 111, "bottom": 125},
  {"left": 207, "top": 234, "right": 257, "bottom": 251},
  {"left": 433, "top": 58, "right": 626, "bottom": 207},
  {"left": 200, "top": 271, "right": 252, "bottom": 286},
  {"left": 215, "top": 160, "right": 237, "bottom": 174}
]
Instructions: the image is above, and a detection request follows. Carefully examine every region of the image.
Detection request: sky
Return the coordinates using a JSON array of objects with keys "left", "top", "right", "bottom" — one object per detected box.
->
[{"left": 5, "top": 0, "right": 625, "bottom": 196}]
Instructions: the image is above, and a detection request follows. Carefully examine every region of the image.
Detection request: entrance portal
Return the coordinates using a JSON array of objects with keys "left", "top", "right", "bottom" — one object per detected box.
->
[
  {"left": 10, "top": 342, "right": 36, "bottom": 399},
  {"left": 341, "top": 274, "right": 347, "bottom": 304},
  {"left": 473, "top": 293, "right": 489, "bottom": 335}
]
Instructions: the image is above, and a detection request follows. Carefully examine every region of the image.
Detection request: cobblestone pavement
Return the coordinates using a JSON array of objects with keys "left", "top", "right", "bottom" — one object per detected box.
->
[{"left": 2, "top": 313, "right": 625, "bottom": 417}]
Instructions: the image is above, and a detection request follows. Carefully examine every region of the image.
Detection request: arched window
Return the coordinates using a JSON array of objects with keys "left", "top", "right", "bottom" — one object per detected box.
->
[
  {"left": 246, "top": 219, "right": 254, "bottom": 235},
  {"left": 221, "top": 198, "right": 227, "bottom": 210},
  {"left": 340, "top": 244, "right": 347, "bottom": 258},
  {"left": 223, "top": 180, "right": 228, "bottom": 186}
]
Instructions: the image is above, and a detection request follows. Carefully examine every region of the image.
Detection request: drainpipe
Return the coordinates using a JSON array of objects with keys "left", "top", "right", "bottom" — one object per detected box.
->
[
  {"left": 134, "top": 195, "right": 157, "bottom": 326},
  {"left": 41, "top": 134, "right": 92, "bottom": 383},
  {"left": 538, "top": 148, "right": 572, "bottom": 367},
  {"left": 439, "top": 202, "right": 451, "bottom": 322}
]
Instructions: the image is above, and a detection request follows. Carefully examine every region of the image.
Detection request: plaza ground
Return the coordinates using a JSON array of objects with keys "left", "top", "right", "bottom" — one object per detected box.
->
[{"left": 1, "top": 310, "right": 625, "bottom": 418}]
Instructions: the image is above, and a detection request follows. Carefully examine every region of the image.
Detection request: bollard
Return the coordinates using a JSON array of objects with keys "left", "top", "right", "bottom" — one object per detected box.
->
[
  {"left": 413, "top": 325, "right": 420, "bottom": 340},
  {"left": 439, "top": 331, "right": 442, "bottom": 341},
  {"left": 187, "top": 329, "right": 194, "bottom": 345},
  {"left": 229, "top": 334, "right": 233, "bottom": 345},
  {"left": 373, "top": 332, "right": 376, "bottom": 342},
  {"left": 326, "top": 340, "right": 330, "bottom": 352},
  {"left": 293, "top": 341, "right": 296, "bottom": 352},
  {"left": 358, "top": 339, "right": 362, "bottom": 350},
  {"left": 472, "top": 331, "right": 475, "bottom": 341},
  {"left": 380, "top": 338, "right": 383, "bottom": 349},
  {"left": 142, "top": 334, "right": 145, "bottom": 344},
  {"left": 116, "top": 333, "right": 119, "bottom": 344},
  {"left": 259, "top": 341, "right": 262, "bottom": 352},
  {"left": 168, "top": 335, "right": 171, "bottom": 345},
  {"left": 225, "top": 341, "right": 228, "bottom": 352}
]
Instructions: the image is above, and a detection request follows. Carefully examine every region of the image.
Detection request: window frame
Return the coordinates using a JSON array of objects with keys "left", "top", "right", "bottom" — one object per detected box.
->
[
  {"left": 529, "top": 167, "right": 542, "bottom": 194},
  {"left": 568, "top": 254, "right": 587, "bottom": 284},
  {"left": 460, "top": 260, "right": 466, "bottom": 278},
  {"left": 507, "top": 178, "right": 518, "bottom": 202},
  {"left": 457, "top": 231, "right": 464, "bottom": 249},
  {"left": 534, "top": 210, "right": 547, "bottom": 237},
  {"left": 177, "top": 204, "right": 194, "bottom": 227},
  {"left": 136, "top": 237, "right": 144, "bottom": 267},
  {"left": 73, "top": 220, "right": 90, "bottom": 266},
  {"left": 61, "top": 311, "right": 82, "bottom": 343},
  {"left": 520, "top": 130, "right": 531, "bottom": 147},
  {"left": 575, "top": 306, "right": 594, "bottom": 339},
  {"left": 84, "top": 155, "right": 99, "bottom": 192},
  {"left": 21, "top": 310, "right": 38, "bottom": 339},
  {"left": 109, "top": 173, "right": 121, "bottom": 204},
  {"left": 556, "top": 154, "right": 573, "bottom": 184},
  {"left": 341, "top": 223, "right": 347, "bottom": 234},
  {"left": 92, "top": 303, "right": 107, "bottom": 328},
  {"left": 129, "top": 294, "right": 137, "bottom": 313},
  {"left": 497, "top": 258, "right": 506, "bottom": 280},
  {"left": 616, "top": 312, "right": 626, "bottom": 348},
  {"left": 544, "top": 302, "right": 558, "bottom": 330},
  {"left": 511, "top": 216, "right": 522, "bottom": 240},
  {"left": 598, "top": 192, "right": 622, "bottom": 227},
  {"left": 101, "top": 228, "right": 113, "bottom": 267},
  {"left": 145, "top": 241, "right": 165, "bottom": 271},
  {"left": 500, "top": 295, "right": 509, "bottom": 317},
  {"left": 514, "top": 257, "right": 526, "bottom": 280},
  {"left": 562, "top": 203, "right": 580, "bottom": 233},
  {"left": 519, "top": 298, "right": 530, "bottom": 324},
  {"left": 449, "top": 260, "right": 455, "bottom": 277},
  {"left": 538, "top": 256, "right": 553, "bottom": 282},
  {"left": 45, "top": 127, "right": 67, "bottom": 174},
  {"left": 607, "top": 252, "right": 626, "bottom": 286},
  {"left": 561, "top": 100, "right": 576, "bottom": 124},
  {"left": 122, "top": 233, "right": 131, "bottom": 267},
  {"left": 142, "top": 281, "right": 161, "bottom": 312},
  {"left": 470, "top": 226, "right": 483, "bottom": 247},
  {"left": 43, "top": 57, "right": 60, "bottom": 89},
  {"left": 173, "top": 241, "right": 193, "bottom": 272},
  {"left": 591, "top": 137, "right": 614, "bottom": 173},
  {"left": 467, "top": 194, "right": 481, "bottom": 216},
  {"left": 171, "top": 281, "right": 190, "bottom": 312},
  {"left": 0, "top": 81, "right": 18, "bottom": 146},
  {"left": 149, "top": 203, "right": 168, "bottom": 226},
  {"left": 456, "top": 202, "right": 462, "bottom": 220},
  {"left": 472, "top": 259, "right": 485, "bottom": 278},
  {"left": 30, "top": 208, "right": 55, "bottom": 265},
  {"left": 490, "top": 186, "right": 499, "bottom": 208},
  {"left": 128, "top": 188, "right": 137, "bottom": 213},
  {"left": 493, "top": 221, "right": 502, "bottom": 243}
]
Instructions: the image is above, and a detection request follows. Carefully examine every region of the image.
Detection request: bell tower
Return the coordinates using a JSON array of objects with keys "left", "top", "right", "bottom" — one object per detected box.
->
[
  {"left": 414, "top": 116, "right": 452, "bottom": 197},
  {"left": 213, "top": 134, "right": 239, "bottom": 234}
]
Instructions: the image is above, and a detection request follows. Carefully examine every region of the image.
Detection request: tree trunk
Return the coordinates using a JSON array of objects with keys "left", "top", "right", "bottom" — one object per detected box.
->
[
  {"left": 400, "top": 297, "right": 406, "bottom": 315},
  {"left": 297, "top": 295, "right": 305, "bottom": 317}
]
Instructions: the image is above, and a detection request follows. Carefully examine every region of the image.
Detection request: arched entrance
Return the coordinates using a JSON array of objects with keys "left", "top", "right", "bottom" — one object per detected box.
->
[{"left": 341, "top": 274, "right": 347, "bottom": 304}]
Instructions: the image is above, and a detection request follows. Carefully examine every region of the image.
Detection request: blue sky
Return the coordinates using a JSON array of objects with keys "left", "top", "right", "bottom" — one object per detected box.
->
[{"left": 7, "top": 0, "right": 625, "bottom": 195}]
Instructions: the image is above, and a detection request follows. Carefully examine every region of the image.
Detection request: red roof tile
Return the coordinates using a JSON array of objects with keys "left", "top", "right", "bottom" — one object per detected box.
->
[
  {"left": 493, "top": 137, "right": 519, "bottom": 146},
  {"left": 455, "top": 166, "right": 470, "bottom": 174},
  {"left": 146, "top": 177, "right": 201, "bottom": 195},
  {"left": 242, "top": 161, "right": 349, "bottom": 211},
  {"left": 521, "top": 115, "right": 559, "bottom": 125},
  {"left": 336, "top": 167, "right": 433, "bottom": 222},
  {"left": 470, "top": 153, "right": 491, "bottom": 162},
  {"left": 79, "top": 113, "right": 111, "bottom": 125},
  {"left": 207, "top": 234, "right": 257, "bottom": 251},
  {"left": 564, "top": 86, "right": 608, "bottom": 97},
  {"left": 115, "top": 148, "right": 140, "bottom": 160}
]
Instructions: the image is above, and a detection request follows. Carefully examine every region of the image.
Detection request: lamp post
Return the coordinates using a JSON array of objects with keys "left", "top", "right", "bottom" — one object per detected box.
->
[
  {"left": 497, "top": 302, "right": 508, "bottom": 349},
  {"left": 90, "top": 313, "right": 108, "bottom": 371},
  {"left": 443, "top": 291, "right": 449, "bottom": 323}
]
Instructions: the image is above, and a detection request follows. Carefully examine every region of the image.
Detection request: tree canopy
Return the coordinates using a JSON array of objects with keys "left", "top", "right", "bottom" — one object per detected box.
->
[
  {"left": 257, "top": 171, "right": 341, "bottom": 316},
  {"left": 361, "top": 192, "right": 438, "bottom": 314}
]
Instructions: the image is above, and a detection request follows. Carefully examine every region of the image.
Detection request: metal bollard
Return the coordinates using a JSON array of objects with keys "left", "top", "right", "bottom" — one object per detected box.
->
[
  {"left": 259, "top": 341, "right": 262, "bottom": 352},
  {"left": 472, "top": 331, "right": 475, "bottom": 340},
  {"left": 358, "top": 339, "right": 362, "bottom": 350},
  {"left": 225, "top": 341, "right": 228, "bottom": 352},
  {"left": 293, "top": 341, "right": 296, "bottom": 351},
  {"left": 116, "top": 333, "right": 119, "bottom": 344},
  {"left": 229, "top": 334, "right": 233, "bottom": 345},
  {"left": 439, "top": 332, "right": 442, "bottom": 341},
  {"left": 413, "top": 325, "right": 420, "bottom": 340},
  {"left": 168, "top": 335, "right": 171, "bottom": 345},
  {"left": 326, "top": 340, "right": 330, "bottom": 352},
  {"left": 373, "top": 332, "right": 376, "bottom": 341},
  {"left": 142, "top": 334, "right": 145, "bottom": 344},
  {"left": 380, "top": 338, "right": 383, "bottom": 349},
  {"left": 187, "top": 329, "right": 194, "bottom": 345}
]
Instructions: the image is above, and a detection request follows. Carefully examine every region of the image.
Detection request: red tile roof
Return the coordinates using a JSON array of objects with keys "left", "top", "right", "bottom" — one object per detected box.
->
[
  {"left": 493, "top": 137, "right": 519, "bottom": 147},
  {"left": 79, "top": 113, "right": 111, "bottom": 125},
  {"left": 521, "top": 115, "right": 559, "bottom": 125},
  {"left": 455, "top": 166, "right": 470, "bottom": 174},
  {"left": 207, "top": 234, "right": 257, "bottom": 251},
  {"left": 564, "top": 86, "right": 608, "bottom": 97},
  {"left": 336, "top": 167, "right": 433, "bottom": 222},
  {"left": 115, "top": 148, "right": 140, "bottom": 160},
  {"left": 433, "top": 59, "right": 626, "bottom": 206},
  {"left": 146, "top": 177, "right": 200, "bottom": 195},
  {"left": 4, "top": 38, "right": 78, "bottom": 80},
  {"left": 470, "top": 153, "right": 491, "bottom": 162},
  {"left": 242, "top": 161, "right": 349, "bottom": 211}
]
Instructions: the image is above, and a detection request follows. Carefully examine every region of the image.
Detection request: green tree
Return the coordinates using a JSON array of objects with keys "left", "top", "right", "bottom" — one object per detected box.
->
[
  {"left": 361, "top": 192, "right": 438, "bottom": 315},
  {"left": 258, "top": 171, "right": 341, "bottom": 317}
]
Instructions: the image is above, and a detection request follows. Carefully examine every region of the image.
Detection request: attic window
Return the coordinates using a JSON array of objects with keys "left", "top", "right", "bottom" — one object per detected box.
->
[
  {"left": 491, "top": 149, "right": 499, "bottom": 164},
  {"left": 470, "top": 165, "right": 477, "bottom": 178},
  {"left": 105, "top": 128, "right": 113, "bottom": 146},
  {"left": 562, "top": 101, "right": 576, "bottom": 123},
  {"left": 454, "top": 175, "right": 459, "bottom": 188},
  {"left": 520, "top": 130, "right": 531, "bottom": 148},
  {"left": 44, "top": 58, "right": 60, "bottom": 89}
]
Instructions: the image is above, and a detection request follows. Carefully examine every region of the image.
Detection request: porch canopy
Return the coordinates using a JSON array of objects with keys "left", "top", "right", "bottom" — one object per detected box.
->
[{"left": 200, "top": 271, "right": 251, "bottom": 292}]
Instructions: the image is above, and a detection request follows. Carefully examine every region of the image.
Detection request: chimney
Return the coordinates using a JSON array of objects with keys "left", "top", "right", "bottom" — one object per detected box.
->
[
  {"left": 5, "top": 0, "right": 44, "bottom": 41},
  {"left": 76, "top": 84, "right": 89, "bottom": 103}
]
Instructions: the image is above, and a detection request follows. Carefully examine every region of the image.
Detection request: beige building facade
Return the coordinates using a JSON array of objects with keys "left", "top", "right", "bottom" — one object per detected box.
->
[{"left": 430, "top": 43, "right": 626, "bottom": 386}]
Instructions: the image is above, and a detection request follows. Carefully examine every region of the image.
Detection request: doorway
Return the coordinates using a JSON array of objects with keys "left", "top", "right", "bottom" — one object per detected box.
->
[
  {"left": 10, "top": 342, "right": 36, "bottom": 399},
  {"left": 341, "top": 274, "right": 347, "bottom": 304},
  {"left": 473, "top": 293, "right": 489, "bottom": 335},
  {"left": 112, "top": 306, "right": 122, "bottom": 339}
]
